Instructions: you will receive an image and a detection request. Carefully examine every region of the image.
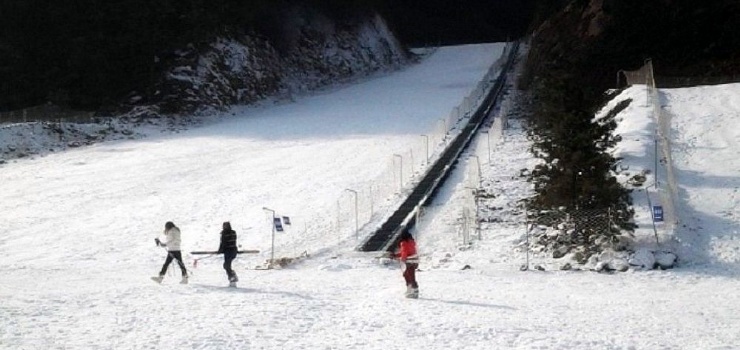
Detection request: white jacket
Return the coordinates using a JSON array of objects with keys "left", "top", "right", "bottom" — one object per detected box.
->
[{"left": 163, "top": 227, "right": 182, "bottom": 251}]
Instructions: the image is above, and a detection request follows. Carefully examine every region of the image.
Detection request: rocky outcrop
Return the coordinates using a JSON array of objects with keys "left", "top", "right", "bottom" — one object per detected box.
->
[{"left": 124, "top": 10, "right": 408, "bottom": 119}]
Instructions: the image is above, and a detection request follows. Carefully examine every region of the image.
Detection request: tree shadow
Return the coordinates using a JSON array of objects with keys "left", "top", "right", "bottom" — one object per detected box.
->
[
  {"left": 419, "top": 297, "right": 517, "bottom": 310},
  {"left": 192, "top": 284, "right": 314, "bottom": 300},
  {"left": 661, "top": 169, "right": 740, "bottom": 276}
]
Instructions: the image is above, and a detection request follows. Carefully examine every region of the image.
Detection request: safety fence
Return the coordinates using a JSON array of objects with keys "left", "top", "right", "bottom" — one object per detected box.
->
[
  {"left": 400, "top": 44, "right": 519, "bottom": 249},
  {"left": 460, "top": 157, "right": 482, "bottom": 246},
  {"left": 519, "top": 207, "right": 623, "bottom": 268},
  {"left": 0, "top": 104, "right": 97, "bottom": 125},
  {"left": 621, "top": 60, "right": 679, "bottom": 233},
  {"left": 656, "top": 75, "right": 740, "bottom": 88},
  {"left": 532, "top": 208, "right": 620, "bottom": 239},
  {"left": 453, "top": 49, "right": 521, "bottom": 247},
  {"left": 453, "top": 92, "right": 515, "bottom": 247},
  {"left": 647, "top": 59, "right": 679, "bottom": 234},
  {"left": 621, "top": 67, "right": 740, "bottom": 88},
  {"left": 343, "top": 42, "right": 517, "bottom": 249},
  {"left": 388, "top": 42, "right": 517, "bottom": 251}
]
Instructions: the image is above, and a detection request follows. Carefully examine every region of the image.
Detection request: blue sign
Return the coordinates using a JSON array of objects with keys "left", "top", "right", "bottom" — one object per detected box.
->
[
  {"left": 653, "top": 206, "right": 664, "bottom": 222},
  {"left": 273, "top": 217, "right": 284, "bottom": 232}
]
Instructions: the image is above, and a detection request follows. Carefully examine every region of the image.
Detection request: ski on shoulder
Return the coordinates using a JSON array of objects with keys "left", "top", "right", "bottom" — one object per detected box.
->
[{"left": 190, "top": 250, "right": 259, "bottom": 255}]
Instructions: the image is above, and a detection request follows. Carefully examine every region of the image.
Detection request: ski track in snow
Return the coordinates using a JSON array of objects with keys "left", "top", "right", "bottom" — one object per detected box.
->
[{"left": 2, "top": 44, "right": 740, "bottom": 349}]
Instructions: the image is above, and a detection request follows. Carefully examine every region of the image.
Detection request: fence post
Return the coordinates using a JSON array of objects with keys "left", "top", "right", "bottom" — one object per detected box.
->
[
  {"left": 644, "top": 189, "right": 660, "bottom": 246},
  {"left": 522, "top": 202, "right": 530, "bottom": 271},
  {"left": 369, "top": 184, "right": 374, "bottom": 217},
  {"left": 654, "top": 138, "right": 659, "bottom": 189},
  {"left": 607, "top": 207, "right": 612, "bottom": 246}
]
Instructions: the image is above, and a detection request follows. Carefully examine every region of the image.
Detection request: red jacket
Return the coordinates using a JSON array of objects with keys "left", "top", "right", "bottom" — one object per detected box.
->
[{"left": 399, "top": 239, "right": 418, "bottom": 262}]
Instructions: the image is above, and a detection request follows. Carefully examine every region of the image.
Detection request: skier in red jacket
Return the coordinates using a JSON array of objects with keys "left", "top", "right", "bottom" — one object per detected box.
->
[{"left": 397, "top": 231, "right": 419, "bottom": 298}]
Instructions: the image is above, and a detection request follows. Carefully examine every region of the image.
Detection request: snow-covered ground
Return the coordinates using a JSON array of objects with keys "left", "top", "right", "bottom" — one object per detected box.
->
[{"left": 2, "top": 43, "right": 740, "bottom": 349}]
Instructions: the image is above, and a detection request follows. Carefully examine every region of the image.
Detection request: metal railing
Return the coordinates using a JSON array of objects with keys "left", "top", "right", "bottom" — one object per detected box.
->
[
  {"left": 0, "top": 104, "right": 97, "bottom": 125},
  {"left": 357, "top": 41, "right": 520, "bottom": 252}
]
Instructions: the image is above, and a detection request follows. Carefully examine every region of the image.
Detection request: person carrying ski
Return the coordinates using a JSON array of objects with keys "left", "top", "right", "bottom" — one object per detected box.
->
[
  {"left": 396, "top": 231, "right": 419, "bottom": 298},
  {"left": 218, "top": 221, "right": 239, "bottom": 286},
  {"left": 152, "top": 221, "right": 188, "bottom": 284}
]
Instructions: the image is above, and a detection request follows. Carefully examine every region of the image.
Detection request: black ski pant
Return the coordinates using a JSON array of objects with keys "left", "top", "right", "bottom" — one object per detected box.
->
[
  {"left": 160, "top": 250, "right": 188, "bottom": 277},
  {"left": 403, "top": 262, "right": 418, "bottom": 289},
  {"left": 223, "top": 250, "right": 237, "bottom": 280}
]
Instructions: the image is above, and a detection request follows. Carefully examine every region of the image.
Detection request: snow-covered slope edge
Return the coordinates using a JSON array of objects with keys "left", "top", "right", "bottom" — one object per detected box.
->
[
  {"left": 604, "top": 84, "right": 740, "bottom": 269},
  {"left": 415, "top": 81, "right": 740, "bottom": 274},
  {"left": 129, "top": 11, "right": 409, "bottom": 118}
]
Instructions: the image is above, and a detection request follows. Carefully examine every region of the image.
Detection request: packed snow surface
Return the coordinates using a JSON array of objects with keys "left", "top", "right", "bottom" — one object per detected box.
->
[{"left": 2, "top": 43, "right": 740, "bottom": 349}]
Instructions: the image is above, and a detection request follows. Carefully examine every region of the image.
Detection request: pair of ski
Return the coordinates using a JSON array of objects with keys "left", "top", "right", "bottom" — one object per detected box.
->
[{"left": 191, "top": 250, "right": 259, "bottom": 255}]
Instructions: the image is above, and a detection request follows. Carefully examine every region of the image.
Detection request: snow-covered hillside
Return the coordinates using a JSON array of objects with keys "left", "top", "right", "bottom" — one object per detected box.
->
[
  {"left": 598, "top": 84, "right": 740, "bottom": 269},
  {"left": 0, "top": 11, "right": 408, "bottom": 163},
  {"left": 2, "top": 44, "right": 740, "bottom": 349},
  {"left": 139, "top": 11, "right": 408, "bottom": 116}
]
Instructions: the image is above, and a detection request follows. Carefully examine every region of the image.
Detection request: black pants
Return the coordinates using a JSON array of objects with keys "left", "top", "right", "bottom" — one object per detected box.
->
[
  {"left": 223, "top": 250, "right": 237, "bottom": 280},
  {"left": 403, "top": 262, "right": 418, "bottom": 288},
  {"left": 160, "top": 250, "right": 188, "bottom": 277}
]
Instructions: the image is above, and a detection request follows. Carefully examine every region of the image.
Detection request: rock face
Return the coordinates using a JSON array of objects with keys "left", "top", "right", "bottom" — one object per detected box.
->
[
  {"left": 0, "top": 119, "right": 140, "bottom": 162},
  {"left": 129, "top": 10, "right": 408, "bottom": 118}
]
